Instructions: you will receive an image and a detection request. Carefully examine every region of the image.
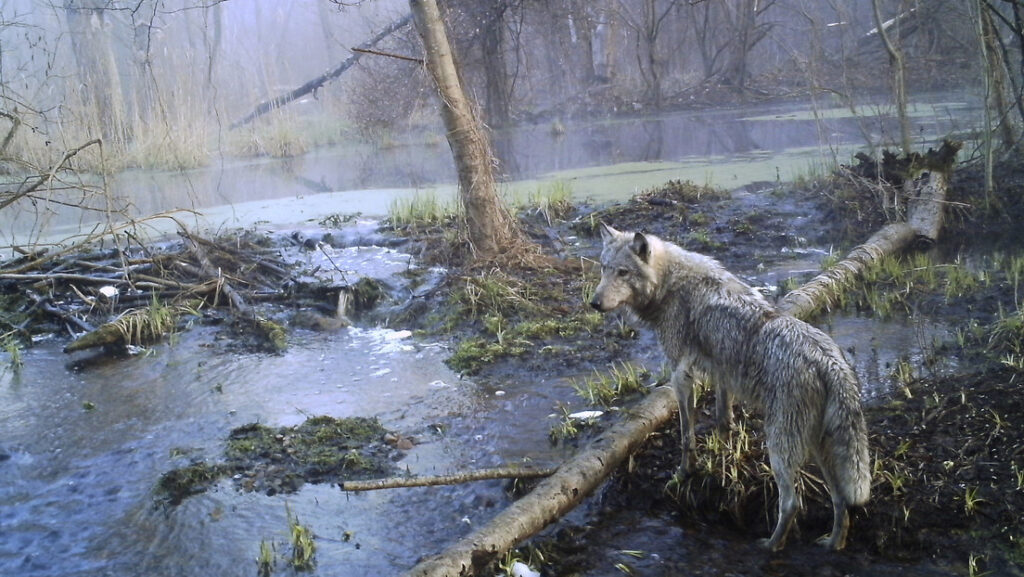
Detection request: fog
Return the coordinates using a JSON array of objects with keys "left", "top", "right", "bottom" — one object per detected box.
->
[{"left": 0, "top": 0, "right": 999, "bottom": 236}]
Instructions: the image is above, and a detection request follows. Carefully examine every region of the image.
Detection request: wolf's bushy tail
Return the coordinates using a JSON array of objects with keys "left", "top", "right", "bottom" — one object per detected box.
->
[{"left": 821, "top": 357, "right": 871, "bottom": 506}]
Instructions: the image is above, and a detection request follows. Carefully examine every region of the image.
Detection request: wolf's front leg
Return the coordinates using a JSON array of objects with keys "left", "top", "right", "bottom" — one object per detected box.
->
[{"left": 671, "top": 366, "right": 697, "bottom": 478}]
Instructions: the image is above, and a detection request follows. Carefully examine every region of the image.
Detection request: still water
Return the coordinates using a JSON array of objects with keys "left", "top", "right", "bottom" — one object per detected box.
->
[
  {"left": 0, "top": 99, "right": 974, "bottom": 576},
  {"left": 0, "top": 94, "right": 978, "bottom": 245}
]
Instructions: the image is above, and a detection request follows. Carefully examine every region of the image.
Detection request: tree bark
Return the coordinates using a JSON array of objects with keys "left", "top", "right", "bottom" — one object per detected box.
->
[{"left": 410, "top": 0, "right": 527, "bottom": 260}]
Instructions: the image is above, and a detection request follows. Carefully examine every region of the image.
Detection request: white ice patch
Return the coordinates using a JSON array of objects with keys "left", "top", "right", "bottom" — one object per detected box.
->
[{"left": 348, "top": 326, "right": 415, "bottom": 355}]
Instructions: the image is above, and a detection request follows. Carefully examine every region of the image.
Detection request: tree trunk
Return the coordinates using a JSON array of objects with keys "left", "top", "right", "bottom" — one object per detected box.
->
[
  {"left": 479, "top": 1, "right": 513, "bottom": 128},
  {"left": 403, "top": 147, "right": 960, "bottom": 576},
  {"left": 410, "top": 0, "right": 527, "bottom": 260},
  {"left": 872, "top": 0, "right": 912, "bottom": 153},
  {"left": 129, "top": 0, "right": 159, "bottom": 124},
  {"left": 64, "top": 0, "right": 130, "bottom": 149}
]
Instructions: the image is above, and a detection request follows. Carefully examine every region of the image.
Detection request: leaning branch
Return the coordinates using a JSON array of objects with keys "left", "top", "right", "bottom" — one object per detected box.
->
[
  {"left": 0, "top": 139, "right": 102, "bottom": 212},
  {"left": 229, "top": 14, "right": 413, "bottom": 129}
]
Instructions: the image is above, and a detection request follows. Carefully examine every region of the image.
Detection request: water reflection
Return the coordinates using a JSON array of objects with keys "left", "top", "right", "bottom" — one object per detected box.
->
[{"left": 0, "top": 96, "right": 979, "bottom": 246}]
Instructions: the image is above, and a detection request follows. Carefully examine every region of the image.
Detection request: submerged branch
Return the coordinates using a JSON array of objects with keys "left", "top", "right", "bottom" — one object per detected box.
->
[
  {"left": 342, "top": 465, "right": 557, "bottom": 492},
  {"left": 404, "top": 387, "right": 677, "bottom": 577}
]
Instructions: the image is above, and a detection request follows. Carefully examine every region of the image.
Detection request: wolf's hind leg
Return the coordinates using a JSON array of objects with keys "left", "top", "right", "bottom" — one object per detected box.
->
[
  {"left": 762, "top": 449, "right": 800, "bottom": 552},
  {"left": 715, "top": 387, "right": 734, "bottom": 432},
  {"left": 817, "top": 459, "right": 851, "bottom": 550},
  {"left": 671, "top": 367, "right": 697, "bottom": 478}
]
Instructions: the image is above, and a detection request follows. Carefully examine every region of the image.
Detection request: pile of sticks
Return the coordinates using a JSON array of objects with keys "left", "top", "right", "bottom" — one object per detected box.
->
[{"left": 1, "top": 229, "right": 293, "bottom": 354}]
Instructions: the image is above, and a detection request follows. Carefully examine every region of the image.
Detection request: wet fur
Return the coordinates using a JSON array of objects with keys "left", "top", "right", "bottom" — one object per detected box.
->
[{"left": 590, "top": 224, "right": 870, "bottom": 551}]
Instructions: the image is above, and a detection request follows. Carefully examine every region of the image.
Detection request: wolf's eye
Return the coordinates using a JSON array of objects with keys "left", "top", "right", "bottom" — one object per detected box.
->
[{"left": 616, "top": 268, "right": 629, "bottom": 277}]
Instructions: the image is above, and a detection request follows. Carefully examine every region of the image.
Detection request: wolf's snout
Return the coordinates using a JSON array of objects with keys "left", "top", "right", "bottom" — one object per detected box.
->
[{"left": 589, "top": 297, "right": 603, "bottom": 311}]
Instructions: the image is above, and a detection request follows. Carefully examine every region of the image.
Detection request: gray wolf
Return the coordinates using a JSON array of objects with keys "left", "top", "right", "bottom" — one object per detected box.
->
[{"left": 589, "top": 223, "right": 870, "bottom": 551}]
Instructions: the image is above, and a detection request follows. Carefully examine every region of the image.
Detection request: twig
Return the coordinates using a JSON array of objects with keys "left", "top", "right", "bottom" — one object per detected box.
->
[
  {"left": 0, "top": 272, "right": 129, "bottom": 285},
  {"left": 24, "top": 291, "right": 95, "bottom": 334},
  {"left": 0, "top": 139, "right": 102, "bottom": 211},
  {"left": 342, "top": 465, "right": 557, "bottom": 492},
  {"left": 351, "top": 47, "right": 423, "bottom": 64}
]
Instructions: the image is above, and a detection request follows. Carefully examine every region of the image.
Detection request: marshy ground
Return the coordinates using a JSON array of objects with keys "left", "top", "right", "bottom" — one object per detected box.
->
[
  {"left": 3, "top": 153, "right": 1024, "bottom": 576},
  {"left": 385, "top": 156, "right": 1024, "bottom": 576}
]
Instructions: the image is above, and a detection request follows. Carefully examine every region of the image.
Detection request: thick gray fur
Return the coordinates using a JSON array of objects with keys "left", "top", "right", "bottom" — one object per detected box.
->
[{"left": 590, "top": 223, "right": 870, "bottom": 551}]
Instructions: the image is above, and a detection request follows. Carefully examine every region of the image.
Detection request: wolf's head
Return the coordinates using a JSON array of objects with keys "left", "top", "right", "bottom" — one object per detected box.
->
[{"left": 589, "top": 223, "right": 659, "bottom": 313}]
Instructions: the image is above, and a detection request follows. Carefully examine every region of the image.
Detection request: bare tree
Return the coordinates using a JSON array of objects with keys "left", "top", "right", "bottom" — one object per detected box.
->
[
  {"left": 871, "top": 0, "right": 912, "bottom": 153},
  {"left": 689, "top": 0, "right": 775, "bottom": 90},
  {"left": 409, "top": 0, "right": 529, "bottom": 260},
  {"left": 723, "top": 0, "right": 777, "bottom": 91},
  {"left": 617, "top": 0, "right": 682, "bottom": 108},
  {"left": 63, "top": 0, "right": 130, "bottom": 150}
]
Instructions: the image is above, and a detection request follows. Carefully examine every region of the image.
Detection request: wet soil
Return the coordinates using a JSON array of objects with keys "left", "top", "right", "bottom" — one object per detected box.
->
[{"left": 390, "top": 158, "right": 1024, "bottom": 576}]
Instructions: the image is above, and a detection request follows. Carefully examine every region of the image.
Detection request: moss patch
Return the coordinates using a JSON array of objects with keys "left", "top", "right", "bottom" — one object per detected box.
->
[{"left": 157, "top": 416, "right": 396, "bottom": 505}]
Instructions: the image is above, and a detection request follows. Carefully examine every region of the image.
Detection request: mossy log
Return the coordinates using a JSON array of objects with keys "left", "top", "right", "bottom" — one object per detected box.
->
[
  {"left": 403, "top": 144, "right": 961, "bottom": 577},
  {"left": 63, "top": 300, "right": 185, "bottom": 353},
  {"left": 63, "top": 321, "right": 126, "bottom": 353}
]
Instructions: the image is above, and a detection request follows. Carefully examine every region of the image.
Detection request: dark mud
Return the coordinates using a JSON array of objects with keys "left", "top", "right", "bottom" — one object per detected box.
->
[{"left": 390, "top": 158, "right": 1024, "bottom": 576}]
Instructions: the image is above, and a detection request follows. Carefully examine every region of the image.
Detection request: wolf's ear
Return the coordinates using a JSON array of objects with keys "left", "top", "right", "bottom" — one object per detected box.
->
[
  {"left": 631, "top": 232, "right": 650, "bottom": 262},
  {"left": 599, "top": 222, "right": 618, "bottom": 244}
]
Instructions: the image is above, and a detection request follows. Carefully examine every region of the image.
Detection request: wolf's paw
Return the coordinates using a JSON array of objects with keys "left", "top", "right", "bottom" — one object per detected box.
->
[
  {"left": 815, "top": 534, "right": 846, "bottom": 551},
  {"left": 757, "top": 537, "right": 785, "bottom": 553}
]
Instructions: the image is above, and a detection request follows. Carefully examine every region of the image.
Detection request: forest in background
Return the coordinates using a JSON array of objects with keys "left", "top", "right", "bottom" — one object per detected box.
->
[{"left": 0, "top": 0, "right": 1014, "bottom": 181}]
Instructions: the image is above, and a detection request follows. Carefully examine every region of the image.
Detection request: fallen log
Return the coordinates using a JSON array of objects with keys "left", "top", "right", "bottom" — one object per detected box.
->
[
  {"left": 778, "top": 222, "right": 916, "bottom": 319},
  {"left": 405, "top": 387, "right": 677, "bottom": 577},
  {"left": 342, "top": 465, "right": 557, "bottom": 492},
  {"left": 229, "top": 14, "right": 413, "bottom": 130},
  {"left": 781, "top": 140, "right": 961, "bottom": 319},
  {"left": 403, "top": 145, "right": 961, "bottom": 577},
  {"left": 62, "top": 298, "right": 202, "bottom": 353}
]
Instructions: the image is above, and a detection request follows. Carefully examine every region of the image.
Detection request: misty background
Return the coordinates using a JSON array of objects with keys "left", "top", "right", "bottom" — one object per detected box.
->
[{"left": 1, "top": 1, "right": 985, "bottom": 162}]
